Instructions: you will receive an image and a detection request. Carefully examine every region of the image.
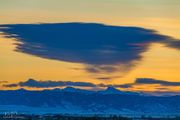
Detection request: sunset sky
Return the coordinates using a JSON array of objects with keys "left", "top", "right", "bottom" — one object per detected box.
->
[{"left": 0, "top": 0, "right": 180, "bottom": 94}]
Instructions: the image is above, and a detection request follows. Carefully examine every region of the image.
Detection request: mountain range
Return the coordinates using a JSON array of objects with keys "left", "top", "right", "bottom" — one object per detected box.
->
[{"left": 0, "top": 87, "right": 179, "bottom": 116}]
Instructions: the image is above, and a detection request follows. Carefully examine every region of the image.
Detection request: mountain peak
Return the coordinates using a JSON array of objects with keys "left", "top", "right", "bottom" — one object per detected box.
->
[
  {"left": 106, "top": 86, "right": 119, "bottom": 92},
  {"left": 62, "top": 86, "right": 94, "bottom": 94},
  {"left": 51, "top": 88, "right": 61, "bottom": 91},
  {"left": 99, "top": 86, "right": 122, "bottom": 94},
  {"left": 102, "top": 86, "right": 139, "bottom": 95},
  {"left": 63, "top": 86, "right": 77, "bottom": 91},
  {"left": 17, "top": 88, "right": 27, "bottom": 91},
  {"left": 62, "top": 86, "right": 85, "bottom": 93}
]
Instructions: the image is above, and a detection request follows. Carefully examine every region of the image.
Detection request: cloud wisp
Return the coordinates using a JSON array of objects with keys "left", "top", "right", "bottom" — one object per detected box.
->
[
  {"left": 4, "top": 78, "right": 96, "bottom": 88},
  {"left": 115, "top": 78, "right": 180, "bottom": 88},
  {"left": 0, "top": 23, "right": 179, "bottom": 74},
  {"left": 135, "top": 78, "right": 180, "bottom": 86},
  {"left": 4, "top": 78, "right": 180, "bottom": 90}
]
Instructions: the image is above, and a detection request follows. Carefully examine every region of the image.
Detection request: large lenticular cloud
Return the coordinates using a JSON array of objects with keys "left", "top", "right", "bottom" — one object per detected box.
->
[{"left": 0, "top": 23, "right": 179, "bottom": 74}]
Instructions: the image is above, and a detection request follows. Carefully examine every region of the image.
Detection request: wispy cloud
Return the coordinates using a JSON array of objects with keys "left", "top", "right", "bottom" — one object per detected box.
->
[
  {"left": 3, "top": 78, "right": 96, "bottom": 88},
  {"left": 135, "top": 78, "right": 180, "bottom": 86},
  {"left": 115, "top": 78, "right": 180, "bottom": 89}
]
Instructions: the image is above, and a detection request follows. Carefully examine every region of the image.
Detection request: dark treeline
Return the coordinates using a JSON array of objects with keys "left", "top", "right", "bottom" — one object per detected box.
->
[{"left": 0, "top": 114, "right": 180, "bottom": 120}]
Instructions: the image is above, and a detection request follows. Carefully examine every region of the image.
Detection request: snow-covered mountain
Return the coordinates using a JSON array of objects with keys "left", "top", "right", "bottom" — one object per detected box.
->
[
  {"left": 99, "top": 86, "right": 139, "bottom": 95},
  {"left": 0, "top": 87, "right": 179, "bottom": 116}
]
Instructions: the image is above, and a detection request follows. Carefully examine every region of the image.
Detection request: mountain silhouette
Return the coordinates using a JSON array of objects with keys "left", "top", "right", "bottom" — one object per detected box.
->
[{"left": 0, "top": 87, "right": 179, "bottom": 115}]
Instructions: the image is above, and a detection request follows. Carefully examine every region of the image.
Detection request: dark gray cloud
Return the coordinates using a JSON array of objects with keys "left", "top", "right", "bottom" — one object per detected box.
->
[
  {"left": 4, "top": 78, "right": 96, "bottom": 88},
  {"left": 164, "top": 40, "right": 180, "bottom": 50},
  {"left": 116, "top": 78, "right": 180, "bottom": 89},
  {"left": 4, "top": 84, "right": 18, "bottom": 87},
  {"left": 85, "top": 65, "right": 118, "bottom": 73},
  {"left": 96, "top": 77, "right": 115, "bottom": 80},
  {"left": 135, "top": 78, "right": 180, "bottom": 86},
  {"left": 114, "top": 84, "right": 133, "bottom": 88},
  {"left": 0, "top": 23, "right": 179, "bottom": 74},
  {"left": 96, "top": 76, "right": 122, "bottom": 80}
]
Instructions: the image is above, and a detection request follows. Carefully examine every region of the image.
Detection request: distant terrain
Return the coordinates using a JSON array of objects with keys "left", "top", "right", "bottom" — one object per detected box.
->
[
  {"left": 0, "top": 87, "right": 179, "bottom": 117},
  {"left": 0, "top": 114, "right": 180, "bottom": 120}
]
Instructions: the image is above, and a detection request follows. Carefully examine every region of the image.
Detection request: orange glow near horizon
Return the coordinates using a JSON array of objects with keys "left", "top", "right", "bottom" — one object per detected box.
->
[{"left": 0, "top": 0, "right": 180, "bottom": 93}]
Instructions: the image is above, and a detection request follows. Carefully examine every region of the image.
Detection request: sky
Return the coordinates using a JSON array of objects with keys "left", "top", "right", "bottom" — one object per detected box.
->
[{"left": 0, "top": 0, "right": 180, "bottom": 94}]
